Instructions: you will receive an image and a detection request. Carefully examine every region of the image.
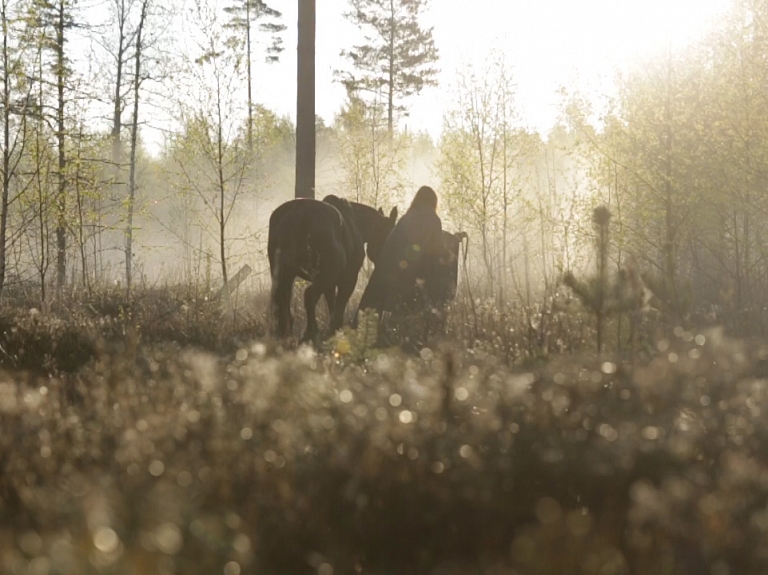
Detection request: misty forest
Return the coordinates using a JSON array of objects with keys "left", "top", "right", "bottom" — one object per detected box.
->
[{"left": 4, "top": 0, "right": 768, "bottom": 573}]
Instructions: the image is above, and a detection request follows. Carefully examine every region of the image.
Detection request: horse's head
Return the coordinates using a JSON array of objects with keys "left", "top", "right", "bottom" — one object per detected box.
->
[{"left": 366, "top": 206, "right": 398, "bottom": 263}]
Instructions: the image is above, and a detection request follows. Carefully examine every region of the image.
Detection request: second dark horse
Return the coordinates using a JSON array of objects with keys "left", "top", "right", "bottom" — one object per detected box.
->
[{"left": 268, "top": 195, "right": 397, "bottom": 344}]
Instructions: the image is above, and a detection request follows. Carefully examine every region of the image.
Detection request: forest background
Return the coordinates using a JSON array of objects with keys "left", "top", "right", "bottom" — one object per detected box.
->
[{"left": 0, "top": 0, "right": 764, "bottom": 349}]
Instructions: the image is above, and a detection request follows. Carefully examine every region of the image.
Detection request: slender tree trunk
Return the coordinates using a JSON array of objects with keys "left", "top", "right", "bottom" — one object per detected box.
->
[
  {"left": 73, "top": 138, "right": 91, "bottom": 295},
  {"left": 733, "top": 210, "right": 742, "bottom": 313},
  {"left": 246, "top": 0, "right": 253, "bottom": 152},
  {"left": 743, "top": 209, "right": 750, "bottom": 327},
  {"left": 369, "top": 105, "right": 379, "bottom": 204},
  {"left": 295, "top": 0, "right": 315, "bottom": 198},
  {"left": 597, "top": 217, "right": 609, "bottom": 354},
  {"left": 614, "top": 163, "right": 623, "bottom": 353},
  {"left": 126, "top": 0, "right": 148, "bottom": 299},
  {"left": 500, "top": 94, "right": 508, "bottom": 306},
  {"left": 480, "top": 218, "right": 494, "bottom": 295},
  {"left": 216, "top": 78, "right": 228, "bottom": 288},
  {"left": 522, "top": 231, "right": 531, "bottom": 307},
  {"left": 55, "top": 0, "right": 67, "bottom": 293},
  {"left": 111, "top": 0, "right": 126, "bottom": 168},
  {"left": 35, "top": 48, "right": 48, "bottom": 309},
  {"left": 663, "top": 48, "right": 676, "bottom": 314},
  {"left": 387, "top": 0, "right": 395, "bottom": 134},
  {"left": 0, "top": 0, "right": 11, "bottom": 300}
]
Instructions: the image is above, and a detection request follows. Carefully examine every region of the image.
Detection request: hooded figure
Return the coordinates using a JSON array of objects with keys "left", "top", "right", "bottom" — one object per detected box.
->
[{"left": 356, "top": 186, "right": 447, "bottom": 317}]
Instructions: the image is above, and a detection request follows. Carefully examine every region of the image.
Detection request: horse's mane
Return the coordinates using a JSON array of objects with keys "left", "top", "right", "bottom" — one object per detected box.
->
[
  {"left": 323, "top": 195, "right": 388, "bottom": 239},
  {"left": 322, "top": 194, "right": 363, "bottom": 242},
  {"left": 322, "top": 194, "right": 353, "bottom": 222},
  {"left": 348, "top": 201, "right": 384, "bottom": 231}
]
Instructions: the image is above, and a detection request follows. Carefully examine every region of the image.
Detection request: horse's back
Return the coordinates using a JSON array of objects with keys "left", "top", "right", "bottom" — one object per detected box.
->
[
  {"left": 268, "top": 198, "right": 349, "bottom": 276},
  {"left": 322, "top": 194, "right": 365, "bottom": 271}
]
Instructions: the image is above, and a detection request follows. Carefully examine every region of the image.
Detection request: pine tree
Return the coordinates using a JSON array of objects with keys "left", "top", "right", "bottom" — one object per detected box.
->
[
  {"left": 224, "top": 0, "right": 286, "bottom": 152},
  {"left": 563, "top": 206, "right": 646, "bottom": 353},
  {"left": 338, "top": 0, "right": 439, "bottom": 133}
]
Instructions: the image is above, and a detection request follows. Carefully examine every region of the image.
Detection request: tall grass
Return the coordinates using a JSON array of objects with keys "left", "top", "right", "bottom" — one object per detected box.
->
[{"left": 0, "top": 281, "right": 765, "bottom": 573}]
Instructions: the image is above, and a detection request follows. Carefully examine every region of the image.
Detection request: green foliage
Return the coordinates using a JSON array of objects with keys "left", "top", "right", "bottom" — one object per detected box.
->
[
  {"left": 250, "top": 103, "right": 293, "bottom": 151},
  {"left": 23, "top": 0, "right": 78, "bottom": 76},
  {"left": 333, "top": 94, "right": 408, "bottom": 207},
  {"left": 561, "top": 1, "right": 768, "bottom": 334},
  {"left": 438, "top": 57, "right": 538, "bottom": 293},
  {"left": 328, "top": 307, "right": 385, "bottom": 363}
]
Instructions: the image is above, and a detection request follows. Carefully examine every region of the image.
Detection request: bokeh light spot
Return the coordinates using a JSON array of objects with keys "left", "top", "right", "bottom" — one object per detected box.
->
[{"left": 93, "top": 527, "right": 119, "bottom": 554}]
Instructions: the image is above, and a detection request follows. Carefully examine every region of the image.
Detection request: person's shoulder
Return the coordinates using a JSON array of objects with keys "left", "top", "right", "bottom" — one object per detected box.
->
[{"left": 408, "top": 206, "right": 439, "bottom": 217}]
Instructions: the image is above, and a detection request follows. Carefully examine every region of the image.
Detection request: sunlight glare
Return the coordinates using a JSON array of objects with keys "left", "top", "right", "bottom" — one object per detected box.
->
[{"left": 405, "top": 0, "right": 732, "bottom": 136}]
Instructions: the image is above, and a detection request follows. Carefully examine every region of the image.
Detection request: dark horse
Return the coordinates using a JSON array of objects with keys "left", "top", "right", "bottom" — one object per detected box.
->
[{"left": 268, "top": 195, "right": 397, "bottom": 344}]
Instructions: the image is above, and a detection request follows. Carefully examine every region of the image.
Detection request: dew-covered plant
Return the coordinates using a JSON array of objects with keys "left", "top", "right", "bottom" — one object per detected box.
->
[{"left": 0, "top": 325, "right": 767, "bottom": 574}]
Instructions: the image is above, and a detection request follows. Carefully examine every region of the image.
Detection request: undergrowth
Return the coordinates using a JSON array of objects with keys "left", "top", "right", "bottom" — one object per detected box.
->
[
  {"left": 0, "top": 324, "right": 766, "bottom": 573},
  {"left": 0, "top": 283, "right": 754, "bottom": 574}
]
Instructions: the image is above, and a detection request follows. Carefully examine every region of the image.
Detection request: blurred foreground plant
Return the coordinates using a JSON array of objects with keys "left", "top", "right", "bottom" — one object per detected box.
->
[{"left": 0, "top": 326, "right": 766, "bottom": 573}]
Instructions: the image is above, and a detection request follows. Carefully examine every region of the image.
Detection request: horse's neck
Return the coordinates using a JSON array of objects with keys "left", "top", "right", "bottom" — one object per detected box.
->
[{"left": 350, "top": 203, "right": 376, "bottom": 241}]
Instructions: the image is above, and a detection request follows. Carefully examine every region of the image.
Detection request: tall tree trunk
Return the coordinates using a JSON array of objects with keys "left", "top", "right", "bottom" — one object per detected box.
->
[
  {"left": 522, "top": 231, "right": 531, "bottom": 307},
  {"left": 216, "top": 75, "right": 228, "bottom": 288},
  {"left": 733, "top": 210, "right": 742, "bottom": 314},
  {"left": 596, "top": 215, "right": 609, "bottom": 354},
  {"left": 73, "top": 133, "right": 91, "bottom": 295},
  {"left": 500, "top": 90, "right": 508, "bottom": 306},
  {"left": 387, "top": 0, "right": 394, "bottom": 134},
  {"left": 480, "top": 219, "right": 494, "bottom": 296},
  {"left": 663, "top": 49, "right": 676, "bottom": 315},
  {"left": 126, "top": 0, "right": 148, "bottom": 299},
  {"left": 0, "top": 0, "right": 11, "bottom": 300},
  {"left": 111, "top": 0, "right": 126, "bottom": 169},
  {"left": 55, "top": 0, "right": 67, "bottom": 293},
  {"left": 246, "top": 0, "right": 253, "bottom": 152},
  {"left": 295, "top": 0, "right": 315, "bottom": 198},
  {"left": 35, "top": 47, "right": 48, "bottom": 309}
]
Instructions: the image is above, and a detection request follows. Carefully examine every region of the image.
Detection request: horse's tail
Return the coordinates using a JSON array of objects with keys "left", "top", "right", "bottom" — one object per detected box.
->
[{"left": 268, "top": 211, "right": 301, "bottom": 337}]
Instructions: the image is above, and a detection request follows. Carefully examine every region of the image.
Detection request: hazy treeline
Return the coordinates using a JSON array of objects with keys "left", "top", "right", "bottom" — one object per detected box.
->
[
  {"left": 0, "top": 0, "right": 766, "bottom": 341},
  {"left": 0, "top": 0, "right": 446, "bottom": 307},
  {"left": 437, "top": 0, "right": 768, "bottom": 341},
  {"left": 561, "top": 0, "right": 768, "bottom": 337}
]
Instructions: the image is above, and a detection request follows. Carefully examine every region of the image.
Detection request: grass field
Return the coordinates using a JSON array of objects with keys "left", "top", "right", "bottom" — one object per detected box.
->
[{"left": 0, "top": 290, "right": 765, "bottom": 574}]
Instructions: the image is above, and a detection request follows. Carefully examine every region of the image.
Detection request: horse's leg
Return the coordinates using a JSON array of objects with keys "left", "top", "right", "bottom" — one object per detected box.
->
[
  {"left": 273, "top": 270, "right": 295, "bottom": 338},
  {"left": 324, "top": 287, "right": 338, "bottom": 332},
  {"left": 332, "top": 274, "right": 358, "bottom": 333},
  {"left": 301, "top": 282, "right": 323, "bottom": 345}
]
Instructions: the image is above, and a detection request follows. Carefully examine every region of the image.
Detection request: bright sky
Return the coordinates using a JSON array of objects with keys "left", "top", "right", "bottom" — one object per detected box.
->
[{"left": 248, "top": 0, "right": 731, "bottom": 138}]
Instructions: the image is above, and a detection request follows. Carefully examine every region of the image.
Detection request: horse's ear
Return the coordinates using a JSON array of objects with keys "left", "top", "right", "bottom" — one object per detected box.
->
[
  {"left": 378, "top": 207, "right": 384, "bottom": 215},
  {"left": 389, "top": 206, "right": 398, "bottom": 221}
]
